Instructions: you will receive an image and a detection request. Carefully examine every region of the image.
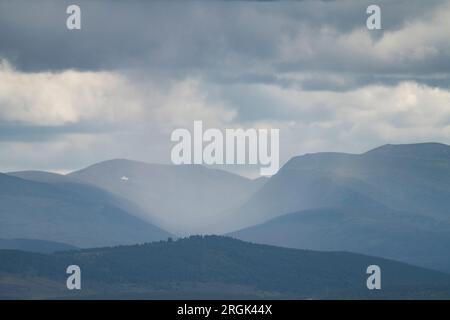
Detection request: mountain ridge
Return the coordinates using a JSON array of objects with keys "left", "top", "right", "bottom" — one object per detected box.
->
[
  {"left": 68, "top": 159, "right": 265, "bottom": 235},
  {"left": 1, "top": 236, "right": 450, "bottom": 299},
  {"left": 0, "top": 172, "right": 172, "bottom": 248}
]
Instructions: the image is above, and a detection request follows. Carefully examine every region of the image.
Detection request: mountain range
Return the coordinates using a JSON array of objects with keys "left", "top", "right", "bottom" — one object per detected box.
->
[
  {"left": 1, "top": 142, "right": 450, "bottom": 276},
  {"left": 228, "top": 143, "right": 450, "bottom": 272}
]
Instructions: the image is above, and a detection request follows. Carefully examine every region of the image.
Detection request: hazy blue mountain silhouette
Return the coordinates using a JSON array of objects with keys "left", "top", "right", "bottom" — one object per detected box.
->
[
  {"left": 7, "top": 169, "right": 159, "bottom": 227},
  {"left": 0, "top": 173, "right": 172, "bottom": 247},
  {"left": 228, "top": 143, "right": 450, "bottom": 229},
  {"left": 8, "top": 170, "right": 80, "bottom": 184},
  {"left": 69, "top": 159, "right": 265, "bottom": 234},
  {"left": 3, "top": 143, "right": 450, "bottom": 275},
  {"left": 0, "top": 238, "right": 77, "bottom": 254},
  {"left": 1, "top": 236, "right": 450, "bottom": 299},
  {"left": 228, "top": 143, "right": 450, "bottom": 272},
  {"left": 229, "top": 207, "right": 450, "bottom": 272}
]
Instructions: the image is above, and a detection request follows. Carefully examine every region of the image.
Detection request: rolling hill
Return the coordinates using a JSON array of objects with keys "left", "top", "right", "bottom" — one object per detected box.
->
[
  {"left": 1, "top": 236, "right": 450, "bottom": 300},
  {"left": 0, "top": 238, "right": 77, "bottom": 254},
  {"left": 229, "top": 207, "right": 450, "bottom": 273}
]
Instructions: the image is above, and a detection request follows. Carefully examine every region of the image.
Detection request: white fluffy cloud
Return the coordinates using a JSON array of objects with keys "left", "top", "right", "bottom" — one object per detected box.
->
[
  {"left": 278, "top": 1, "right": 450, "bottom": 73},
  {"left": 0, "top": 60, "right": 236, "bottom": 130},
  {"left": 0, "top": 60, "right": 239, "bottom": 172},
  {"left": 249, "top": 81, "right": 450, "bottom": 160},
  {"left": 1, "top": 55, "right": 450, "bottom": 174},
  {"left": 339, "top": 4, "right": 450, "bottom": 67},
  {"left": 0, "top": 60, "right": 145, "bottom": 126}
]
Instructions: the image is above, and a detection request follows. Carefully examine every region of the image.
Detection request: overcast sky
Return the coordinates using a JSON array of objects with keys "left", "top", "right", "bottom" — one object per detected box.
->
[{"left": 0, "top": 0, "right": 449, "bottom": 176}]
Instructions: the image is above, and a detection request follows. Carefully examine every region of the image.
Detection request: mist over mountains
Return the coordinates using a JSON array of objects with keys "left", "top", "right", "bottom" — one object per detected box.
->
[
  {"left": 228, "top": 142, "right": 450, "bottom": 228},
  {"left": 228, "top": 143, "right": 450, "bottom": 272},
  {"left": 1, "top": 142, "right": 450, "bottom": 277},
  {"left": 0, "top": 172, "right": 171, "bottom": 248},
  {"left": 1, "top": 0, "right": 449, "bottom": 302},
  {"left": 68, "top": 159, "right": 265, "bottom": 235}
]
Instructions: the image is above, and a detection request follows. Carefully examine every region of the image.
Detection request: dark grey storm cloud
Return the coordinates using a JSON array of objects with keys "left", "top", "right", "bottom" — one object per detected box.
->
[{"left": 0, "top": 0, "right": 448, "bottom": 87}]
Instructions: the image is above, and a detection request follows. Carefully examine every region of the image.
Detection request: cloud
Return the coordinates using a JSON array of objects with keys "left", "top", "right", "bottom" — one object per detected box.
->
[
  {"left": 254, "top": 81, "right": 450, "bottom": 161},
  {"left": 276, "top": 1, "right": 450, "bottom": 76},
  {"left": 1, "top": 0, "right": 448, "bottom": 82},
  {"left": 0, "top": 60, "right": 235, "bottom": 131},
  {"left": 0, "top": 59, "right": 238, "bottom": 172},
  {"left": 0, "top": 60, "right": 143, "bottom": 127},
  {"left": 1, "top": 54, "right": 450, "bottom": 174},
  {"left": 0, "top": 0, "right": 450, "bottom": 174}
]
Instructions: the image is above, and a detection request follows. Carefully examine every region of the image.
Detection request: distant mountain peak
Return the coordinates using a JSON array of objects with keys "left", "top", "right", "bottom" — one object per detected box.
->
[
  {"left": 6, "top": 170, "right": 71, "bottom": 184},
  {"left": 283, "top": 142, "right": 450, "bottom": 170},
  {"left": 364, "top": 142, "right": 450, "bottom": 160},
  {"left": 67, "top": 158, "right": 263, "bottom": 234},
  {"left": 282, "top": 151, "right": 355, "bottom": 170}
]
